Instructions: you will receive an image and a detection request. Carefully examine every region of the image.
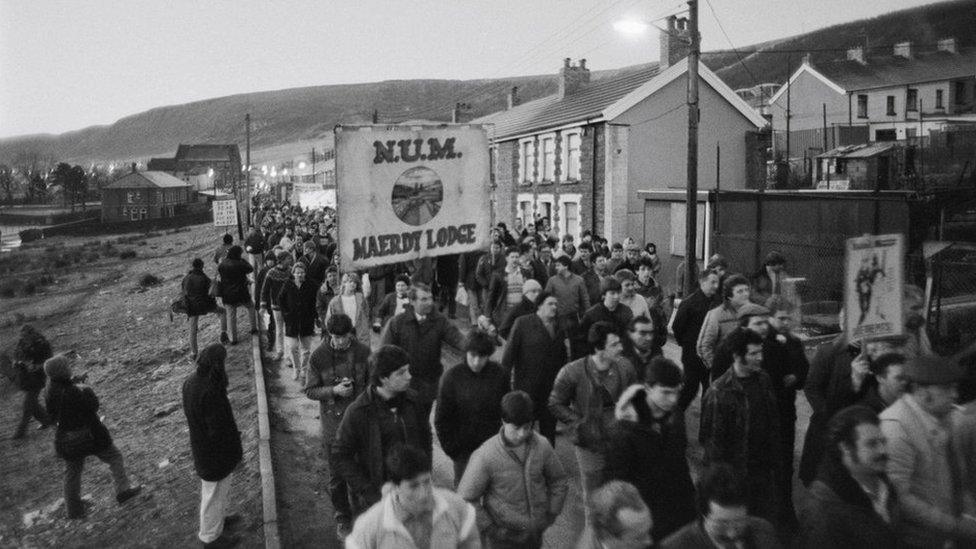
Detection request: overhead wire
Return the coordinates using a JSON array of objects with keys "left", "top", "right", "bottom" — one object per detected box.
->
[{"left": 405, "top": 0, "right": 688, "bottom": 121}]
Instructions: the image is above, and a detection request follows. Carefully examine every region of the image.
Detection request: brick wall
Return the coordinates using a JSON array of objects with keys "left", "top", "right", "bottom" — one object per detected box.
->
[
  {"left": 580, "top": 124, "right": 605, "bottom": 235},
  {"left": 491, "top": 123, "right": 607, "bottom": 239}
]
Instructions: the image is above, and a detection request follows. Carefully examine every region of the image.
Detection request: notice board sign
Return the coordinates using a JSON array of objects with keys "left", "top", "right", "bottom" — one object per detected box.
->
[
  {"left": 335, "top": 124, "right": 490, "bottom": 269},
  {"left": 845, "top": 233, "right": 904, "bottom": 341},
  {"left": 213, "top": 199, "right": 238, "bottom": 227}
]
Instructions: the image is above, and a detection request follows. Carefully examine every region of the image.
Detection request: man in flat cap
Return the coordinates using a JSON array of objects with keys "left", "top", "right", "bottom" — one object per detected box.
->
[{"left": 880, "top": 355, "right": 976, "bottom": 547}]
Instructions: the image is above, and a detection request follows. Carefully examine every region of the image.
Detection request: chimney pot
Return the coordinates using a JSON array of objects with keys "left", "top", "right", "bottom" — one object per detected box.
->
[
  {"left": 558, "top": 57, "right": 591, "bottom": 98},
  {"left": 564, "top": 57, "right": 571, "bottom": 68},
  {"left": 660, "top": 16, "right": 691, "bottom": 69},
  {"left": 893, "top": 41, "right": 913, "bottom": 59},
  {"left": 846, "top": 46, "right": 865, "bottom": 65},
  {"left": 579, "top": 58, "right": 586, "bottom": 69},
  {"left": 507, "top": 86, "right": 520, "bottom": 109}
]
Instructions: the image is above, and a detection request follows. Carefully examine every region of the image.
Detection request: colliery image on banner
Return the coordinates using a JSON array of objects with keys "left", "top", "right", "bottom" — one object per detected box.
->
[{"left": 391, "top": 166, "right": 443, "bottom": 226}]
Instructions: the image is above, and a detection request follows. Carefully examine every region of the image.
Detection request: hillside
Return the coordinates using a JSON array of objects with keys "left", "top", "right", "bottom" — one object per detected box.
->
[{"left": 0, "top": 0, "right": 973, "bottom": 165}]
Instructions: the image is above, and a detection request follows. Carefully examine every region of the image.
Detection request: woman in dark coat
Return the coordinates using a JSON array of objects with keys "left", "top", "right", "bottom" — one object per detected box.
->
[
  {"left": 45, "top": 355, "right": 142, "bottom": 519},
  {"left": 278, "top": 262, "right": 320, "bottom": 381},
  {"left": 182, "top": 344, "right": 242, "bottom": 546},
  {"left": 182, "top": 258, "right": 227, "bottom": 359},
  {"left": 217, "top": 245, "right": 254, "bottom": 344}
]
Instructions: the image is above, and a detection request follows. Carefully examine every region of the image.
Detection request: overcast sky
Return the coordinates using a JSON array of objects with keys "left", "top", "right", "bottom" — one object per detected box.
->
[{"left": 0, "top": 0, "right": 938, "bottom": 138}]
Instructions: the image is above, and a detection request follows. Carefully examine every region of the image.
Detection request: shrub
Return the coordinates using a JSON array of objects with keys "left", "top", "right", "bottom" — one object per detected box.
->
[
  {"left": 138, "top": 273, "right": 161, "bottom": 287},
  {"left": 119, "top": 249, "right": 137, "bottom": 260},
  {"left": 22, "top": 281, "right": 36, "bottom": 295}
]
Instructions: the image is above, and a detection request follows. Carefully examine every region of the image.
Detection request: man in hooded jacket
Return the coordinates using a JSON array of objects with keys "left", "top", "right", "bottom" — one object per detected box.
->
[{"left": 182, "top": 344, "right": 243, "bottom": 548}]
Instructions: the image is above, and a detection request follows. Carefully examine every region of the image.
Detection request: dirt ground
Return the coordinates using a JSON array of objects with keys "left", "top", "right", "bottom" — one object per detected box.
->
[{"left": 0, "top": 224, "right": 263, "bottom": 548}]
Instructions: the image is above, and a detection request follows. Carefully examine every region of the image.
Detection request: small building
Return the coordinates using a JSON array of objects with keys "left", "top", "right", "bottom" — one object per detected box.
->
[
  {"left": 815, "top": 143, "right": 900, "bottom": 190},
  {"left": 101, "top": 171, "right": 193, "bottom": 222}
]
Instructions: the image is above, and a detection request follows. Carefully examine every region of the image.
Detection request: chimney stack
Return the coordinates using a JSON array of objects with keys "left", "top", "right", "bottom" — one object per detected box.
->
[
  {"left": 558, "top": 58, "right": 591, "bottom": 98},
  {"left": 507, "top": 86, "right": 520, "bottom": 109},
  {"left": 801, "top": 53, "right": 812, "bottom": 66},
  {"left": 659, "top": 15, "right": 691, "bottom": 69},
  {"left": 846, "top": 46, "right": 866, "bottom": 65},
  {"left": 131, "top": 162, "right": 137, "bottom": 173},
  {"left": 938, "top": 37, "right": 957, "bottom": 54},
  {"left": 893, "top": 41, "right": 913, "bottom": 59}
]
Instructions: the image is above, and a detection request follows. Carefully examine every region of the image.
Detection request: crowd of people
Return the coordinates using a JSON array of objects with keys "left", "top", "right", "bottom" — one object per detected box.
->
[
  {"left": 5, "top": 194, "right": 975, "bottom": 549},
  {"left": 175, "top": 197, "right": 976, "bottom": 548}
]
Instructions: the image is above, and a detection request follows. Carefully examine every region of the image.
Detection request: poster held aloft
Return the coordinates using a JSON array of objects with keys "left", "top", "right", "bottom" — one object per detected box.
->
[
  {"left": 844, "top": 233, "right": 904, "bottom": 341},
  {"left": 335, "top": 124, "right": 490, "bottom": 270},
  {"left": 212, "top": 198, "right": 238, "bottom": 227}
]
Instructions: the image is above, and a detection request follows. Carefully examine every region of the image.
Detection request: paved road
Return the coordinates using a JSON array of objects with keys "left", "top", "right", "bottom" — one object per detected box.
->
[{"left": 266, "top": 314, "right": 814, "bottom": 548}]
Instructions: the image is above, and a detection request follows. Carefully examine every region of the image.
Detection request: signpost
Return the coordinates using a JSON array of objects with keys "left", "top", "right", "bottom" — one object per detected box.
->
[
  {"left": 213, "top": 198, "right": 239, "bottom": 228},
  {"left": 845, "top": 233, "right": 904, "bottom": 341},
  {"left": 335, "top": 124, "right": 490, "bottom": 270}
]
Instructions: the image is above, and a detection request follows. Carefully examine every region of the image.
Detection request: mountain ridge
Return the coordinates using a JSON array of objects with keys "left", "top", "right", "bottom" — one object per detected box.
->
[{"left": 1, "top": 0, "right": 973, "bottom": 165}]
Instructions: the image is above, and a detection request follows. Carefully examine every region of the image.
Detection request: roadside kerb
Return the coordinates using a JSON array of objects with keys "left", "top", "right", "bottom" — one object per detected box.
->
[{"left": 251, "top": 332, "right": 281, "bottom": 549}]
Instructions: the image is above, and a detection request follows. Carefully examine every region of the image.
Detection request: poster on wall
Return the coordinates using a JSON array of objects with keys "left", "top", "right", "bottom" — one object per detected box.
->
[
  {"left": 212, "top": 198, "right": 238, "bottom": 227},
  {"left": 844, "top": 233, "right": 904, "bottom": 341},
  {"left": 335, "top": 124, "right": 490, "bottom": 269}
]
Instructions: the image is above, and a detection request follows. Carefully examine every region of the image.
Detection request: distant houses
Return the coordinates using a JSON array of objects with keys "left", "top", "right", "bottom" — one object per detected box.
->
[
  {"left": 770, "top": 38, "right": 976, "bottom": 159},
  {"left": 148, "top": 144, "right": 242, "bottom": 193}
]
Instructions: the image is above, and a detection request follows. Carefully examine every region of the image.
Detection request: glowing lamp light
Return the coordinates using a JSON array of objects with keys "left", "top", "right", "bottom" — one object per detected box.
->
[{"left": 613, "top": 19, "right": 650, "bottom": 36}]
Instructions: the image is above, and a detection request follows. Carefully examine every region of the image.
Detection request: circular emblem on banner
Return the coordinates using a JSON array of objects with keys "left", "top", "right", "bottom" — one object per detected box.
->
[{"left": 391, "top": 166, "right": 444, "bottom": 226}]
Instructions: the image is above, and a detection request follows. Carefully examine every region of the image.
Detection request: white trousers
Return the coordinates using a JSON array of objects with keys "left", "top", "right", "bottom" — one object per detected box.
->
[{"left": 198, "top": 475, "right": 233, "bottom": 543}]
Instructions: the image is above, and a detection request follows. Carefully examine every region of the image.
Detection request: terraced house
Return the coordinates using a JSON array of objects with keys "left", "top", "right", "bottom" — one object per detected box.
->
[{"left": 475, "top": 17, "right": 766, "bottom": 245}]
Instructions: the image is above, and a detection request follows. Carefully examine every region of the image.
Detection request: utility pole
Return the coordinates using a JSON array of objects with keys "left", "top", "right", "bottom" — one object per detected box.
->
[
  {"left": 684, "top": 0, "right": 700, "bottom": 297},
  {"left": 311, "top": 147, "right": 316, "bottom": 185},
  {"left": 245, "top": 113, "right": 252, "bottom": 230}
]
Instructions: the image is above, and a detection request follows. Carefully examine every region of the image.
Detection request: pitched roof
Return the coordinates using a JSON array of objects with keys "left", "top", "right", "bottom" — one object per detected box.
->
[
  {"left": 104, "top": 171, "right": 191, "bottom": 189},
  {"left": 175, "top": 144, "right": 241, "bottom": 163},
  {"left": 147, "top": 157, "right": 178, "bottom": 171},
  {"left": 475, "top": 59, "right": 767, "bottom": 140},
  {"left": 773, "top": 49, "right": 976, "bottom": 99},
  {"left": 474, "top": 65, "right": 661, "bottom": 140},
  {"left": 819, "top": 142, "right": 898, "bottom": 158}
]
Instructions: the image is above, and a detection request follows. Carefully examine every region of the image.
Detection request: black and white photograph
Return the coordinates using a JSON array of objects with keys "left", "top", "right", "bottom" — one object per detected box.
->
[{"left": 1, "top": 0, "right": 976, "bottom": 547}]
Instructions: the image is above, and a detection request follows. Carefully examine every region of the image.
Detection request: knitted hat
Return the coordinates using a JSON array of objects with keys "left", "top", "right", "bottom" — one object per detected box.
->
[
  {"left": 44, "top": 355, "right": 72, "bottom": 381},
  {"left": 736, "top": 303, "right": 771, "bottom": 320}
]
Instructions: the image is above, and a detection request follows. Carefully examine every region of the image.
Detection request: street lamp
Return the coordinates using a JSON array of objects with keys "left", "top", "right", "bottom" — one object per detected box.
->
[{"left": 616, "top": 2, "right": 700, "bottom": 297}]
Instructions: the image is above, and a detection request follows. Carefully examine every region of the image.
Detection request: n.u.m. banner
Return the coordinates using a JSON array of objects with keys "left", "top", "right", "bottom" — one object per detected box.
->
[{"left": 335, "top": 124, "right": 490, "bottom": 269}]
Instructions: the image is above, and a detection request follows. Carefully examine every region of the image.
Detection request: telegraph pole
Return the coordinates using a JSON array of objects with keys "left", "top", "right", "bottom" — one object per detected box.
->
[
  {"left": 245, "top": 113, "right": 252, "bottom": 230},
  {"left": 684, "top": 0, "right": 700, "bottom": 296}
]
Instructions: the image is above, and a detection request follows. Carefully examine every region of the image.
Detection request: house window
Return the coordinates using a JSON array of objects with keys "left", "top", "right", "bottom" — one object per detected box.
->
[
  {"left": 541, "top": 136, "right": 556, "bottom": 182},
  {"left": 955, "top": 81, "right": 967, "bottom": 104},
  {"left": 875, "top": 129, "right": 897, "bottom": 141},
  {"left": 518, "top": 140, "right": 534, "bottom": 184},
  {"left": 857, "top": 95, "right": 868, "bottom": 118},
  {"left": 140, "top": 208, "right": 147, "bottom": 220},
  {"left": 886, "top": 96, "right": 896, "bottom": 115},
  {"left": 518, "top": 200, "right": 533, "bottom": 226},
  {"left": 563, "top": 131, "right": 582, "bottom": 181},
  {"left": 561, "top": 200, "right": 580, "bottom": 239},
  {"left": 936, "top": 89, "right": 944, "bottom": 109},
  {"left": 127, "top": 191, "right": 136, "bottom": 203},
  {"left": 906, "top": 128, "right": 917, "bottom": 139},
  {"left": 130, "top": 208, "right": 139, "bottom": 221},
  {"left": 906, "top": 89, "right": 918, "bottom": 112}
]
